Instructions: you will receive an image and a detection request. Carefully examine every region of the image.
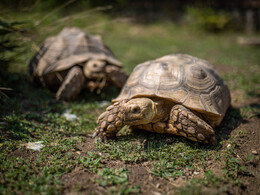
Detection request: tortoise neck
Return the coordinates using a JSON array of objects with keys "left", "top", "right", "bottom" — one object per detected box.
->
[{"left": 150, "top": 98, "right": 174, "bottom": 123}]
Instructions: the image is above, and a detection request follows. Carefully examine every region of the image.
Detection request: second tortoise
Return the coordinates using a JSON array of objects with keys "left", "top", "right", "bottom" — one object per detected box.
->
[
  {"left": 93, "top": 54, "right": 231, "bottom": 144},
  {"left": 29, "top": 27, "right": 128, "bottom": 101}
]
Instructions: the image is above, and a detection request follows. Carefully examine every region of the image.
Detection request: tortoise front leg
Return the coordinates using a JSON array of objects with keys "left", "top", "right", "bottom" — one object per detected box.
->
[
  {"left": 134, "top": 105, "right": 216, "bottom": 144},
  {"left": 105, "top": 65, "right": 128, "bottom": 88},
  {"left": 92, "top": 100, "right": 128, "bottom": 142},
  {"left": 56, "top": 66, "right": 85, "bottom": 101},
  {"left": 168, "top": 105, "right": 216, "bottom": 144}
]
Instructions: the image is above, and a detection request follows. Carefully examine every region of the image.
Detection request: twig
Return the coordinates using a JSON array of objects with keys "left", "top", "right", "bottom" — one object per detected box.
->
[
  {"left": 0, "top": 87, "right": 13, "bottom": 91},
  {"left": 52, "top": 5, "right": 113, "bottom": 24}
]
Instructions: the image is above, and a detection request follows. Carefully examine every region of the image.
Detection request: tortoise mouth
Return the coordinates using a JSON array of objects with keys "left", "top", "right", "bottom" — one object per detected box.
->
[
  {"left": 122, "top": 114, "right": 147, "bottom": 125},
  {"left": 87, "top": 71, "right": 105, "bottom": 79}
]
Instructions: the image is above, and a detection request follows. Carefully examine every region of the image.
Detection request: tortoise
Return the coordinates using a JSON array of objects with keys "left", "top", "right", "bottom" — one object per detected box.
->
[
  {"left": 92, "top": 54, "right": 231, "bottom": 144},
  {"left": 29, "top": 27, "right": 128, "bottom": 101}
]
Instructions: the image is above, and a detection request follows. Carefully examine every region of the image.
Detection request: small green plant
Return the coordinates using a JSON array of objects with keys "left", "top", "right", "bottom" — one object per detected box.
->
[
  {"left": 96, "top": 167, "right": 128, "bottom": 186},
  {"left": 95, "top": 167, "right": 140, "bottom": 194},
  {"left": 78, "top": 152, "right": 103, "bottom": 173},
  {"left": 151, "top": 159, "right": 184, "bottom": 179}
]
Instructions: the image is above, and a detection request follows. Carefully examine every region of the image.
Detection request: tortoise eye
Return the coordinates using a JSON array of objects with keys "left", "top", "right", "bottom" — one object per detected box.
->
[
  {"left": 93, "top": 64, "right": 97, "bottom": 68},
  {"left": 131, "top": 106, "right": 140, "bottom": 113}
]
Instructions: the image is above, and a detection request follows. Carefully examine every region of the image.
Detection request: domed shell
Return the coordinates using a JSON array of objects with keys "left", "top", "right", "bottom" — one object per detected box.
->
[
  {"left": 114, "top": 54, "right": 230, "bottom": 126},
  {"left": 29, "top": 27, "right": 122, "bottom": 77}
]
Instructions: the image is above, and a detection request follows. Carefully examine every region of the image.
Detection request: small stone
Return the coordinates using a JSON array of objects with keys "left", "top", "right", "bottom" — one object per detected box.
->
[
  {"left": 252, "top": 150, "right": 258, "bottom": 155},
  {"left": 152, "top": 192, "right": 162, "bottom": 195},
  {"left": 62, "top": 112, "right": 78, "bottom": 121},
  {"left": 227, "top": 144, "right": 231, "bottom": 148},
  {"left": 99, "top": 100, "right": 110, "bottom": 107},
  {"left": 26, "top": 141, "right": 44, "bottom": 151},
  {"left": 194, "top": 171, "right": 200, "bottom": 175},
  {"left": 107, "top": 115, "right": 115, "bottom": 122}
]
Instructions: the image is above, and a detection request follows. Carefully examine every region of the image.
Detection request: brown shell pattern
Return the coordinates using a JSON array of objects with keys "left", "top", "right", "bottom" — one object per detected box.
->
[
  {"left": 29, "top": 27, "right": 122, "bottom": 77},
  {"left": 114, "top": 54, "right": 230, "bottom": 123}
]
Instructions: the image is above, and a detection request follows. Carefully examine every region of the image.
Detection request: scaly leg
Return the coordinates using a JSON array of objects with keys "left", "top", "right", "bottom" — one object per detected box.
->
[
  {"left": 133, "top": 105, "right": 216, "bottom": 144},
  {"left": 56, "top": 66, "right": 85, "bottom": 101},
  {"left": 105, "top": 65, "right": 128, "bottom": 88},
  {"left": 168, "top": 105, "right": 216, "bottom": 144}
]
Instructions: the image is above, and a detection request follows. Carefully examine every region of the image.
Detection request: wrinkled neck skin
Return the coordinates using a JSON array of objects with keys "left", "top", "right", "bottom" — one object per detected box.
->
[{"left": 150, "top": 98, "right": 173, "bottom": 123}]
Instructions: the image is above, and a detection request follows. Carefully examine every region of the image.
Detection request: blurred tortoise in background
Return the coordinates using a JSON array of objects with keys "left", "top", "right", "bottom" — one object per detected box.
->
[
  {"left": 93, "top": 54, "right": 231, "bottom": 144},
  {"left": 29, "top": 27, "right": 128, "bottom": 101}
]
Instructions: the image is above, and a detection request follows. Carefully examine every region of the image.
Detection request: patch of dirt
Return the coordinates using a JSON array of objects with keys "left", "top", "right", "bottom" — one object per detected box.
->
[
  {"left": 127, "top": 165, "right": 176, "bottom": 194},
  {"left": 9, "top": 148, "right": 38, "bottom": 159},
  {"left": 76, "top": 136, "right": 97, "bottom": 155},
  {"left": 229, "top": 117, "right": 260, "bottom": 195},
  {"left": 61, "top": 166, "right": 102, "bottom": 194}
]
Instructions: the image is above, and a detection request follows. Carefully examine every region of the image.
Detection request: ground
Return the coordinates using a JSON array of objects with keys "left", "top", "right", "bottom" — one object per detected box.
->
[{"left": 0, "top": 5, "right": 260, "bottom": 195}]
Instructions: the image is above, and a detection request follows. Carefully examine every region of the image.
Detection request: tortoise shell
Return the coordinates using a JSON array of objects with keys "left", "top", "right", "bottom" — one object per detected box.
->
[
  {"left": 29, "top": 27, "right": 122, "bottom": 78},
  {"left": 114, "top": 54, "right": 230, "bottom": 126}
]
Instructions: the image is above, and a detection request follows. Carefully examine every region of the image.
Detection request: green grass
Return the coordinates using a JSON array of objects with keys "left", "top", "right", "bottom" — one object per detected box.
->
[
  {"left": 95, "top": 167, "right": 140, "bottom": 194},
  {"left": 0, "top": 4, "right": 260, "bottom": 194}
]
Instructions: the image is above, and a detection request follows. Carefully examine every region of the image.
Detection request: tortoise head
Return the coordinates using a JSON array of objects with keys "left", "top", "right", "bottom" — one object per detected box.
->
[
  {"left": 92, "top": 98, "right": 157, "bottom": 141},
  {"left": 121, "top": 98, "right": 157, "bottom": 125},
  {"left": 83, "top": 60, "right": 106, "bottom": 79}
]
